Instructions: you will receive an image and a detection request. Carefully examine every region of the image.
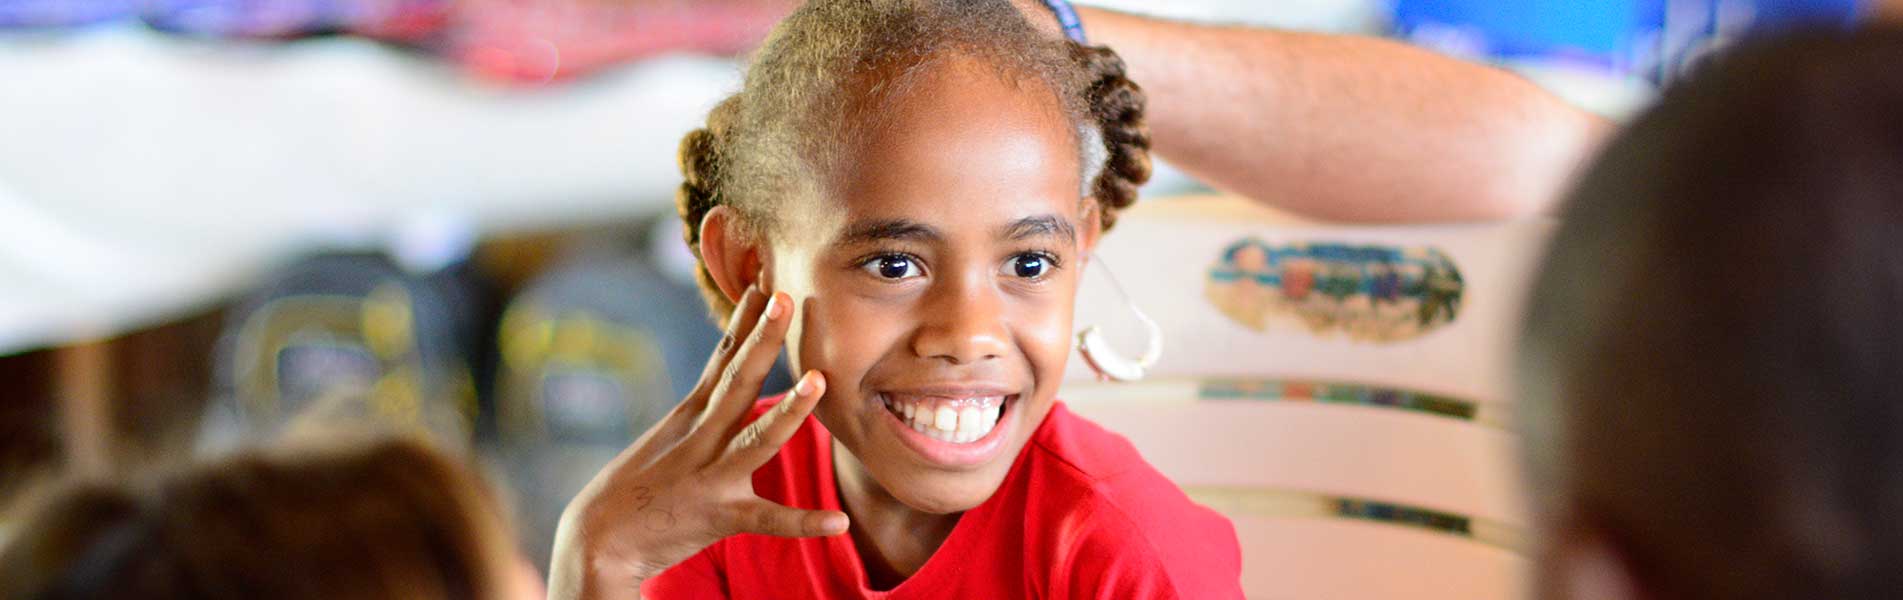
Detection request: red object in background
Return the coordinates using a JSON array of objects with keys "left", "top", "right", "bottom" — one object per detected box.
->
[
  {"left": 5, "top": 0, "right": 787, "bottom": 84},
  {"left": 448, "top": 0, "right": 795, "bottom": 85},
  {"left": 1283, "top": 382, "right": 1315, "bottom": 398},
  {"left": 645, "top": 400, "right": 1245, "bottom": 598},
  {"left": 349, "top": 0, "right": 452, "bottom": 43}
]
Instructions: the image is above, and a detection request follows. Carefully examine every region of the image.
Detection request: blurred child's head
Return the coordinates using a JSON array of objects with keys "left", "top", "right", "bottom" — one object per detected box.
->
[
  {"left": 673, "top": 0, "right": 1148, "bottom": 514},
  {"left": 1518, "top": 28, "right": 1903, "bottom": 600},
  {"left": 0, "top": 435, "right": 541, "bottom": 600}
]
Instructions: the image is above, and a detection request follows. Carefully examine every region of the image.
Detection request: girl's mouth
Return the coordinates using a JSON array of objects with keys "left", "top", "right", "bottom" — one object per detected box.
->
[
  {"left": 877, "top": 391, "right": 1017, "bottom": 468},
  {"left": 882, "top": 393, "right": 1006, "bottom": 443}
]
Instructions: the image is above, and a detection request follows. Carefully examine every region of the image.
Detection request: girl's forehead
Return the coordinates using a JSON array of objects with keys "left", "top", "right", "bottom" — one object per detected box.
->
[{"left": 800, "top": 59, "right": 1084, "bottom": 237}]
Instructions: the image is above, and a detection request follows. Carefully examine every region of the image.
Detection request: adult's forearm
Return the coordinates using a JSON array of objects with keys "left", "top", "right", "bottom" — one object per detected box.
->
[{"left": 1079, "top": 7, "right": 1611, "bottom": 222}]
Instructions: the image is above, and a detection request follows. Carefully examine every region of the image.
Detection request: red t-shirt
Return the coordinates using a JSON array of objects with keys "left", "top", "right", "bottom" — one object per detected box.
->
[{"left": 643, "top": 400, "right": 1243, "bottom": 599}]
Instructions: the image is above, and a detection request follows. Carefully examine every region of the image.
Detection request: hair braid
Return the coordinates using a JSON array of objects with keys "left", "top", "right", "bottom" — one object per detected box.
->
[
  {"left": 675, "top": 97, "right": 743, "bottom": 319},
  {"left": 1073, "top": 44, "right": 1152, "bottom": 231}
]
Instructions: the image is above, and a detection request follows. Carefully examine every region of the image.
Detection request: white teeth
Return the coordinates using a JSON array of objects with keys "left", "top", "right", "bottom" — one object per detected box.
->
[
  {"left": 885, "top": 394, "right": 1007, "bottom": 444},
  {"left": 956, "top": 406, "right": 980, "bottom": 438}
]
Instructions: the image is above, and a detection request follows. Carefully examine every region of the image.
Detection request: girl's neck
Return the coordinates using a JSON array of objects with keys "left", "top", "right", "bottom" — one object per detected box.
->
[{"left": 831, "top": 438, "right": 961, "bottom": 591}]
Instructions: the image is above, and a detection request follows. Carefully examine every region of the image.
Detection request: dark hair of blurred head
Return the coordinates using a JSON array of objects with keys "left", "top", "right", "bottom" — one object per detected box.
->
[
  {"left": 1519, "top": 26, "right": 1903, "bottom": 600},
  {"left": 0, "top": 433, "right": 519, "bottom": 600}
]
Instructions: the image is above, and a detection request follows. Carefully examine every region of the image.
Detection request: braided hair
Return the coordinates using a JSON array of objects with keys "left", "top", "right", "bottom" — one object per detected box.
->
[
  {"left": 675, "top": 0, "right": 1150, "bottom": 321},
  {"left": 675, "top": 96, "right": 741, "bottom": 315},
  {"left": 1073, "top": 43, "right": 1152, "bottom": 230}
]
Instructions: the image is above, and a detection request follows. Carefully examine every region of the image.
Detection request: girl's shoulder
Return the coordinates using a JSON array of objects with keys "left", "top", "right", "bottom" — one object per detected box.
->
[
  {"left": 1022, "top": 403, "right": 1225, "bottom": 527},
  {"left": 1017, "top": 402, "right": 1244, "bottom": 598},
  {"left": 1020, "top": 403, "right": 1232, "bottom": 535},
  {"left": 1023, "top": 401, "right": 1169, "bottom": 487}
]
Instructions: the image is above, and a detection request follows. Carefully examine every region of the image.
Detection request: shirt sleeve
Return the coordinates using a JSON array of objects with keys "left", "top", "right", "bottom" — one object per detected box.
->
[{"left": 639, "top": 545, "right": 728, "bottom": 600}]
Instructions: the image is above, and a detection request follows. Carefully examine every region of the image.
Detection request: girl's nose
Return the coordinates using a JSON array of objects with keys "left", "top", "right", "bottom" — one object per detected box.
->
[{"left": 911, "top": 281, "right": 1010, "bottom": 365}]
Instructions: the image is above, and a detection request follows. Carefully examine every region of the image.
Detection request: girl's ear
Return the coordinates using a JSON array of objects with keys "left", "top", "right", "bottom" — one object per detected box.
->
[{"left": 700, "top": 205, "right": 765, "bottom": 304}]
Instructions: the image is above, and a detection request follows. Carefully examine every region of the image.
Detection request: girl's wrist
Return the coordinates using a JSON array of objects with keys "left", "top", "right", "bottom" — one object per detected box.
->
[
  {"left": 578, "top": 541, "right": 664, "bottom": 599},
  {"left": 551, "top": 500, "right": 661, "bottom": 599}
]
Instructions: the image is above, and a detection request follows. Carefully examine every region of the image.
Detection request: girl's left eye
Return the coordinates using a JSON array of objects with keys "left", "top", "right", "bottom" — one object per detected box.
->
[
  {"left": 1004, "top": 253, "right": 1057, "bottom": 279},
  {"left": 861, "top": 254, "right": 923, "bottom": 280}
]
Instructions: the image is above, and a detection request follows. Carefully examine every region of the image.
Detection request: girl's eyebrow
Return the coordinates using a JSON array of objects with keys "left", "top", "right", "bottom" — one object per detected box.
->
[
  {"left": 837, "top": 219, "right": 940, "bottom": 246},
  {"left": 833, "top": 215, "right": 1076, "bottom": 247},
  {"left": 1003, "top": 215, "right": 1076, "bottom": 245}
]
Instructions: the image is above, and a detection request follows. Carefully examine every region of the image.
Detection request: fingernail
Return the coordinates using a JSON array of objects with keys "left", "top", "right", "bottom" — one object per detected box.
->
[
  {"left": 765, "top": 293, "right": 787, "bottom": 320},
  {"left": 793, "top": 372, "right": 815, "bottom": 397},
  {"left": 821, "top": 513, "right": 849, "bottom": 533}
]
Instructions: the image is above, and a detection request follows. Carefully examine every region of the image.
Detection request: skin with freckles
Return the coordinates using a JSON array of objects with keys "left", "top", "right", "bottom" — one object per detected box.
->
[{"left": 699, "top": 57, "right": 1099, "bottom": 586}]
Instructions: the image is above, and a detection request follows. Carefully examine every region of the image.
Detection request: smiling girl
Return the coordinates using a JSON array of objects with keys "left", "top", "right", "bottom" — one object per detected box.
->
[{"left": 549, "top": 1, "right": 1242, "bottom": 597}]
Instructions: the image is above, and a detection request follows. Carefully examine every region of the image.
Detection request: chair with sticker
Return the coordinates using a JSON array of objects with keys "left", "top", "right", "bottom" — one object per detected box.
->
[{"left": 1064, "top": 196, "right": 1551, "bottom": 600}]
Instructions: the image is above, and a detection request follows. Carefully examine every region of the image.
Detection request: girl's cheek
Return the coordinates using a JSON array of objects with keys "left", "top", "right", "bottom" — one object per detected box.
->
[
  {"left": 794, "top": 281, "right": 891, "bottom": 378},
  {"left": 816, "top": 298, "right": 898, "bottom": 363},
  {"left": 1009, "top": 297, "right": 1075, "bottom": 373}
]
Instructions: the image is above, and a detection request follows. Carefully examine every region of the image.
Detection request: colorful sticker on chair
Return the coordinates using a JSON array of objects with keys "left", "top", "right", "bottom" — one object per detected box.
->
[{"left": 1204, "top": 238, "right": 1463, "bottom": 341}]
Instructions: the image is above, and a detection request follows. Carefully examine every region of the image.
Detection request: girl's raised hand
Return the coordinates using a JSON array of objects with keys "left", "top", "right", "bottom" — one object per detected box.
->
[{"left": 548, "top": 286, "right": 848, "bottom": 600}]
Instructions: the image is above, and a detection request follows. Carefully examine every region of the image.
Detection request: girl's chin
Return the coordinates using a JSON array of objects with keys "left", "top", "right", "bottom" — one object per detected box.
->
[
  {"left": 833, "top": 426, "right": 1022, "bottom": 515},
  {"left": 878, "top": 469, "right": 1012, "bottom": 515}
]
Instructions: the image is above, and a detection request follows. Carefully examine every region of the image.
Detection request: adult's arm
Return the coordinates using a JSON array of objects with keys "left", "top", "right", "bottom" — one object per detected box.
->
[{"left": 1077, "top": 7, "right": 1613, "bottom": 222}]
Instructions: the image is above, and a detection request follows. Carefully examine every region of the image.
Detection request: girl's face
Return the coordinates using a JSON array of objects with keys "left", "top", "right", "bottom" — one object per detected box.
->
[{"left": 773, "top": 59, "right": 1096, "bottom": 514}]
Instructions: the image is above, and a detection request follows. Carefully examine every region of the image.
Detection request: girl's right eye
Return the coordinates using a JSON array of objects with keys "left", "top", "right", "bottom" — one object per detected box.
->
[{"left": 860, "top": 254, "right": 923, "bottom": 280}]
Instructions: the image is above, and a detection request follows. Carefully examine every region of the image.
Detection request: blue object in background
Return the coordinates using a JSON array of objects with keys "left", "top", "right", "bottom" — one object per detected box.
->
[
  {"left": 1642, "top": 0, "right": 1861, "bottom": 81},
  {"left": 1395, "top": 0, "right": 1863, "bottom": 81},
  {"left": 1395, "top": 0, "right": 1642, "bottom": 66},
  {"left": 0, "top": 0, "right": 134, "bottom": 29},
  {"left": 141, "top": 0, "right": 362, "bottom": 38}
]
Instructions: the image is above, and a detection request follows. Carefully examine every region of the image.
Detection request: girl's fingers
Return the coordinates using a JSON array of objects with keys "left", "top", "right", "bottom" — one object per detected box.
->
[
  {"left": 721, "top": 498, "right": 849, "bottom": 539},
  {"left": 693, "top": 291, "right": 794, "bottom": 443},
  {"left": 721, "top": 370, "right": 825, "bottom": 472},
  {"left": 686, "top": 285, "right": 769, "bottom": 412},
  {"left": 622, "top": 286, "right": 764, "bottom": 470}
]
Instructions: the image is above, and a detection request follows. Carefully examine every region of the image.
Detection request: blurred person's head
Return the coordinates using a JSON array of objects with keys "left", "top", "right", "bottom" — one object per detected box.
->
[
  {"left": 0, "top": 434, "right": 541, "bottom": 600},
  {"left": 1519, "top": 28, "right": 1903, "bottom": 600}
]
